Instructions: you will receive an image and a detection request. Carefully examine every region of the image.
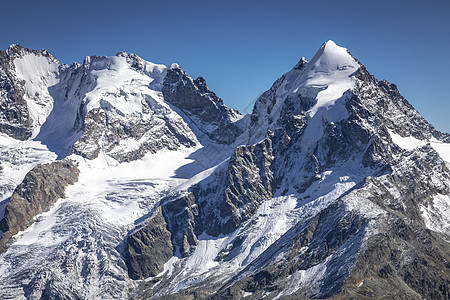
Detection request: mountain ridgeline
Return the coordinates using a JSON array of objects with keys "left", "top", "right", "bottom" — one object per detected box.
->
[{"left": 0, "top": 41, "right": 449, "bottom": 300}]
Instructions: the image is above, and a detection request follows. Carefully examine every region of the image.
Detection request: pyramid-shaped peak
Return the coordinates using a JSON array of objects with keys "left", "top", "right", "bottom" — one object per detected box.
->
[
  {"left": 307, "top": 40, "right": 358, "bottom": 73},
  {"left": 323, "top": 39, "right": 338, "bottom": 48}
]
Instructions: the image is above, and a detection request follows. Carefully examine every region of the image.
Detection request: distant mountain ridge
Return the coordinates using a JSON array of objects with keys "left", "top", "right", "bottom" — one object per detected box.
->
[{"left": 0, "top": 41, "right": 449, "bottom": 300}]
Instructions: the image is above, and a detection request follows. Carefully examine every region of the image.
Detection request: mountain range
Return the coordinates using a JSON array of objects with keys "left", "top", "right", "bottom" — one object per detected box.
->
[{"left": 0, "top": 40, "right": 449, "bottom": 300}]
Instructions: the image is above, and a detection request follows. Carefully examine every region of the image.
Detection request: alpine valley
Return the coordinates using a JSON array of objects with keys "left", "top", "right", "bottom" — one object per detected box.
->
[{"left": 0, "top": 41, "right": 449, "bottom": 300}]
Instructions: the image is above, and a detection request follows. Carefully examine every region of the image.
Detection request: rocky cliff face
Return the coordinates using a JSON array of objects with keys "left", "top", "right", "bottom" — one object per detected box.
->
[
  {"left": 163, "top": 65, "right": 244, "bottom": 145},
  {"left": 0, "top": 159, "right": 79, "bottom": 253},
  {"left": 125, "top": 207, "right": 173, "bottom": 280}
]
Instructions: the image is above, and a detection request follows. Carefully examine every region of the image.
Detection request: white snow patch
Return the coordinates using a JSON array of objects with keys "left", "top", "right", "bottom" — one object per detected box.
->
[
  {"left": 430, "top": 138, "right": 450, "bottom": 163},
  {"left": 183, "top": 232, "right": 226, "bottom": 275},
  {"left": 389, "top": 130, "right": 427, "bottom": 150},
  {"left": 173, "top": 159, "right": 226, "bottom": 192},
  {"left": 145, "top": 256, "right": 180, "bottom": 284},
  {"left": 275, "top": 258, "right": 328, "bottom": 299},
  {"left": 421, "top": 193, "right": 450, "bottom": 240},
  {"left": 12, "top": 197, "right": 68, "bottom": 247},
  {"left": 389, "top": 130, "right": 450, "bottom": 164}
]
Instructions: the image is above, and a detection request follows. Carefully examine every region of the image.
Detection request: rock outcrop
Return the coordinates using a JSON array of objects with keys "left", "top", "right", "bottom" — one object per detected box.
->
[
  {"left": 0, "top": 160, "right": 79, "bottom": 253},
  {"left": 163, "top": 65, "right": 244, "bottom": 145},
  {"left": 125, "top": 207, "right": 173, "bottom": 280}
]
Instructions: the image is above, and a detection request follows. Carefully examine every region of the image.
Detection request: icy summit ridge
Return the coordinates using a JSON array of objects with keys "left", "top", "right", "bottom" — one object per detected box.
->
[
  {"left": 311, "top": 39, "right": 357, "bottom": 71},
  {"left": 3, "top": 44, "right": 60, "bottom": 63},
  {"left": 249, "top": 39, "right": 359, "bottom": 143}
]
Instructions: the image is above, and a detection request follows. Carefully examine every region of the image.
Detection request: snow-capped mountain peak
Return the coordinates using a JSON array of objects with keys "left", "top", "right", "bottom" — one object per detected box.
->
[
  {"left": 1, "top": 41, "right": 449, "bottom": 300},
  {"left": 310, "top": 39, "right": 356, "bottom": 72},
  {"left": 250, "top": 40, "right": 359, "bottom": 142}
]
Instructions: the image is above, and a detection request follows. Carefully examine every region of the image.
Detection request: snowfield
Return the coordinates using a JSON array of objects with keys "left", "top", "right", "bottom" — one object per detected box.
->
[{"left": 0, "top": 146, "right": 199, "bottom": 299}]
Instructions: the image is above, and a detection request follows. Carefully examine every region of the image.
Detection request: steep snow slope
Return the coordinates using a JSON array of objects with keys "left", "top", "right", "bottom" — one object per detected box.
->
[
  {"left": 250, "top": 40, "right": 359, "bottom": 144},
  {"left": 11, "top": 50, "right": 60, "bottom": 138},
  {"left": 0, "top": 45, "right": 62, "bottom": 140}
]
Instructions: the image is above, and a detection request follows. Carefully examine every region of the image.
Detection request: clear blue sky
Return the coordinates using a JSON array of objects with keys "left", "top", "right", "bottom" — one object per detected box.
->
[{"left": 1, "top": 0, "right": 449, "bottom": 132}]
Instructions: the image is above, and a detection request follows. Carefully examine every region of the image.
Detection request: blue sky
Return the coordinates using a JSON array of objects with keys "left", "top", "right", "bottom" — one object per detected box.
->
[{"left": 1, "top": 0, "right": 449, "bottom": 132}]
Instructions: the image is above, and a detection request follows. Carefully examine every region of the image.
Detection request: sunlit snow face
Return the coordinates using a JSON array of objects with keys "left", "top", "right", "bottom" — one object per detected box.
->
[{"left": 12, "top": 53, "right": 60, "bottom": 137}]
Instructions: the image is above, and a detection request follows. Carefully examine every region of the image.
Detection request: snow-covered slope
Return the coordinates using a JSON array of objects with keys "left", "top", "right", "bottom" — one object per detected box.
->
[
  {"left": 250, "top": 40, "right": 359, "bottom": 143},
  {"left": 0, "top": 45, "right": 62, "bottom": 140},
  {"left": 11, "top": 49, "right": 61, "bottom": 138},
  {"left": 0, "top": 41, "right": 449, "bottom": 300}
]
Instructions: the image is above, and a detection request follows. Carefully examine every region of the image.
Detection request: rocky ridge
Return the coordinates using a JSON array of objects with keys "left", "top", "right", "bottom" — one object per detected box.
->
[{"left": 162, "top": 64, "right": 244, "bottom": 145}]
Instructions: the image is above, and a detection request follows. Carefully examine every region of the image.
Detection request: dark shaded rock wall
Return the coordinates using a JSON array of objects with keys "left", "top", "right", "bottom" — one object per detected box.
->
[
  {"left": 125, "top": 207, "right": 173, "bottom": 280},
  {"left": 163, "top": 66, "right": 243, "bottom": 145}
]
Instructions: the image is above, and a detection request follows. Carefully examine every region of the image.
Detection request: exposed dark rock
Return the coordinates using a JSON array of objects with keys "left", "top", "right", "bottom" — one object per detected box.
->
[
  {"left": 162, "top": 192, "right": 200, "bottom": 258},
  {"left": 125, "top": 207, "right": 173, "bottom": 280},
  {"left": 163, "top": 65, "right": 243, "bottom": 145},
  {"left": 72, "top": 99, "right": 198, "bottom": 162},
  {"left": 161, "top": 131, "right": 276, "bottom": 259},
  {"left": 0, "top": 159, "right": 79, "bottom": 253}
]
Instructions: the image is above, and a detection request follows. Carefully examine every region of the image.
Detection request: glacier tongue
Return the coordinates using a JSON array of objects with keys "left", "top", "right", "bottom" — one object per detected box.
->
[{"left": 0, "top": 147, "right": 199, "bottom": 299}]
